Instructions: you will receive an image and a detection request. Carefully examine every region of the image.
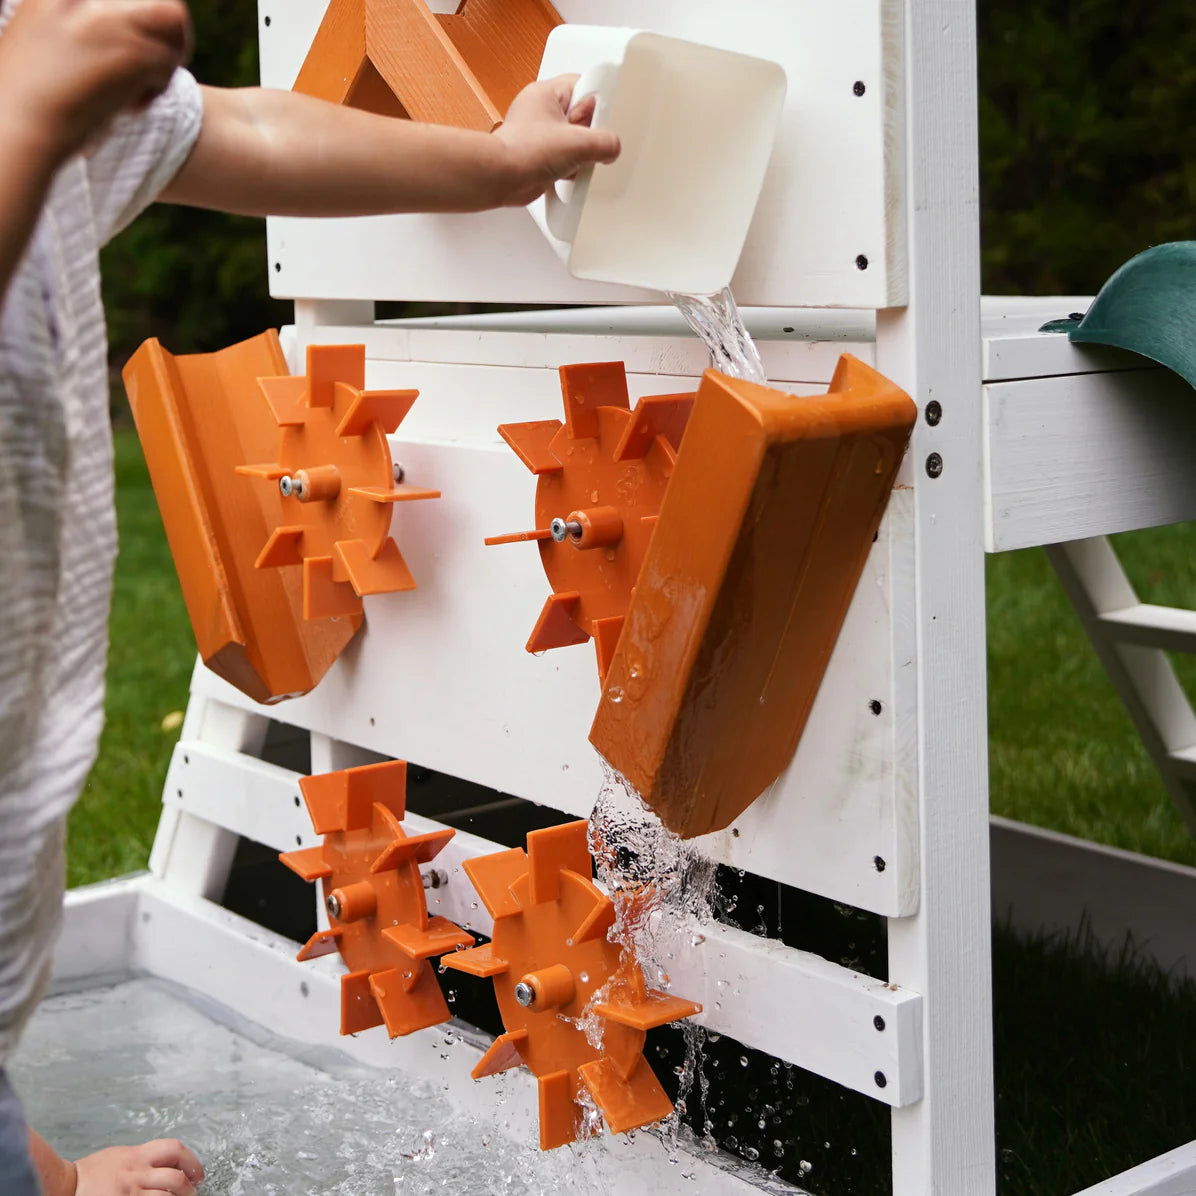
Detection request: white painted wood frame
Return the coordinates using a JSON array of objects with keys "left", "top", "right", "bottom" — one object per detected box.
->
[{"left": 875, "top": 0, "right": 995, "bottom": 1193}]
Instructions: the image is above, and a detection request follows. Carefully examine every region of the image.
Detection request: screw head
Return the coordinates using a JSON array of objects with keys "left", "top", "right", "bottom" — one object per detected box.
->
[
  {"left": 514, "top": 981, "right": 536, "bottom": 1007},
  {"left": 279, "top": 475, "right": 294, "bottom": 497},
  {"left": 925, "top": 400, "right": 942, "bottom": 426},
  {"left": 874, "top": 1015, "right": 886, "bottom": 1032},
  {"left": 855, "top": 254, "right": 870, "bottom": 271},
  {"left": 925, "top": 452, "right": 944, "bottom": 479},
  {"left": 873, "top": 855, "right": 887, "bottom": 873},
  {"left": 874, "top": 1070, "right": 888, "bottom": 1089},
  {"left": 853, "top": 80, "right": 867, "bottom": 97},
  {"left": 325, "top": 893, "right": 341, "bottom": 919},
  {"left": 550, "top": 518, "right": 569, "bottom": 542}
]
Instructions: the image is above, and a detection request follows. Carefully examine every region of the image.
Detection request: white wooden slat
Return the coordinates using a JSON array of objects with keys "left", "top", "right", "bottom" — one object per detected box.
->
[
  {"left": 985, "top": 369, "right": 1196, "bottom": 552},
  {"left": 979, "top": 295, "right": 1148, "bottom": 382},
  {"left": 52, "top": 879, "right": 141, "bottom": 990},
  {"left": 1098, "top": 604, "right": 1196, "bottom": 654},
  {"left": 309, "top": 317, "right": 875, "bottom": 387},
  {"left": 157, "top": 739, "right": 924, "bottom": 1107},
  {"left": 1072, "top": 1140, "right": 1196, "bottom": 1196},
  {"left": 125, "top": 878, "right": 796, "bottom": 1195},
  {"left": 1046, "top": 539, "right": 1196, "bottom": 838},
  {"left": 874, "top": 0, "right": 995, "bottom": 1190},
  {"left": 259, "top": 0, "right": 905, "bottom": 309}
]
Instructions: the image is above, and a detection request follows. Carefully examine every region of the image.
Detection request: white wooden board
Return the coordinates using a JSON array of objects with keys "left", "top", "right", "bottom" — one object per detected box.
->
[
  {"left": 984, "top": 368, "right": 1196, "bottom": 552},
  {"left": 191, "top": 346, "right": 920, "bottom": 917},
  {"left": 258, "top": 0, "right": 906, "bottom": 309}
]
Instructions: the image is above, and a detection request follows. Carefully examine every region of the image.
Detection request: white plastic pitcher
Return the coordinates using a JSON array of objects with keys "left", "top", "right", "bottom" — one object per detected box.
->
[{"left": 528, "top": 25, "right": 787, "bottom": 296}]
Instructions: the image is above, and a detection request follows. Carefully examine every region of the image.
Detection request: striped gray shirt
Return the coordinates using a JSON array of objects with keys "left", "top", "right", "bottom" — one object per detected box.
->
[{"left": 0, "top": 62, "right": 203, "bottom": 1064}]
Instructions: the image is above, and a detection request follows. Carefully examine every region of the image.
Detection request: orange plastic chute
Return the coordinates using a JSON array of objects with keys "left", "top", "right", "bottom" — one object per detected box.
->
[
  {"left": 122, "top": 331, "right": 361, "bottom": 704},
  {"left": 442, "top": 821, "right": 700, "bottom": 1150},
  {"left": 589, "top": 356, "right": 918, "bottom": 839},
  {"left": 240, "top": 343, "right": 438, "bottom": 622},
  {"left": 279, "top": 760, "right": 473, "bottom": 1038},
  {"left": 486, "top": 363, "right": 694, "bottom": 681},
  {"left": 293, "top": 0, "right": 562, "bottom": 131}
]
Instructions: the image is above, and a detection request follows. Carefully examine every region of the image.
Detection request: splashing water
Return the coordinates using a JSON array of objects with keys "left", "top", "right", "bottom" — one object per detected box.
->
[
  {"left": 666, "top": 286, "right": 767, "bottom": 384},
  {"left": 587, "top": 764, "right": 725, "bottom": 1154}
]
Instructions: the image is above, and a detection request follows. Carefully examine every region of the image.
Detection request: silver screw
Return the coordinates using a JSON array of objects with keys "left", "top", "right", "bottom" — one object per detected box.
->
[
  {"left": 514, "top": 981, "right": 536, "bottom": 1007},
  {"left": 550, "top": 518, "right": 584, "bottom": 543},
  {"left": 325, "top": 893, "right": 341, "bottom": 918},
  {"left": 393, "top": 462, "right": 405, "bottom": 485},
  {"left": 279, "top": 475, "right": 294, "bottom": 497}
]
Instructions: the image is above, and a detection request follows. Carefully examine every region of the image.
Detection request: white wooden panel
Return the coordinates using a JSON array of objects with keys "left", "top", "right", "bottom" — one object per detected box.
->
[
  {"left": 189, "top": 351, "right": 918, "bottom": 916},
  {"left": 984, "top": 369, "right": 1196, "bottom": 552},
  {"left": 156, "top": 740, "right": 923, "bottom": 1106},
  {"left": 1073, "top": 1141, "right": 1196, "bottom": 1196},
  {"left": 259, "top": 0, "right": 905, "bottom": 309},
  {"left": 52, "top": 879, "right": 140, "bottom": 990},
  {"left": 991, "top": 816, "right": 1196, "bottom": 983},
  {"left": 979, "top": 296, "right": 1147, "bottom": 382},
  {"left": 125, "top": 880, "right": 792, "bottom": 1195}
]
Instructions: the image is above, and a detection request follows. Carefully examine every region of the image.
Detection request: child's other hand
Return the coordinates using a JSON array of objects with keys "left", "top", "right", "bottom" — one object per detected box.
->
[
  {"left": 494, "top": 74, "right": 621, "bottom": 207},
  {"left": 0, "top": 0, "right": 193, "bottom": 163},
  {"left": 74, "top": 1138, "right": 204, "bottom": 1195}
]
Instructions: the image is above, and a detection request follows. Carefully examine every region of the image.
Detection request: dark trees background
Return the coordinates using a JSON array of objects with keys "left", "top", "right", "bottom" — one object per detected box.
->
[{"left": 101, "top": 0, "right": 1196, "bottom": 368}]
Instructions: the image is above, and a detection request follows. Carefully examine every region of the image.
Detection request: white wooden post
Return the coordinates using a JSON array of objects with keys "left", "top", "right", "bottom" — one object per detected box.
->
[{"left": 878, "top": 0, "right": 995, "bottom": 1191}]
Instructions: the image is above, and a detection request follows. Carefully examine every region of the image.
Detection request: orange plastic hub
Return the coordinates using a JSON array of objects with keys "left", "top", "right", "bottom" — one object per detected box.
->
[
  {"left": 591, "top": 357, "right": 917, "bottom": 839},
  {"left": 239, "top": 343, "right": 439, "bottom": 621},
  {"left": 487, "top": 363, "right": 694, "bottom": 680},
  {"left": 280, "top": 761, "right": 473, "bottom": 1037},
  {"left": 442, "top": 821, "right": 699, "bottom": 1150},
  {"left": 122, "top": 331, "right": 361, "bottom": 704}
]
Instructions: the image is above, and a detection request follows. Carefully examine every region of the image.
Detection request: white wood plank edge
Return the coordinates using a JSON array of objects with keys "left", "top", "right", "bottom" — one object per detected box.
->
[
  {"left": 1071, "top": 1138, "right": 1196, "bottom": 1196},
  {"left": 1098, "top": 604, "right": 1196, "bottom": 654},
  {"left": 125, "top": 878, "right": 804, "bottom": 1195},
  {"left": 53, "top": 877, "right": 142, "bottom": 989},
  {"left": 984, "top": 369, "right": 1196, "bottom": 552},
  {"left": 163, "top": 738, "right": 923, "bottom": 1107}
]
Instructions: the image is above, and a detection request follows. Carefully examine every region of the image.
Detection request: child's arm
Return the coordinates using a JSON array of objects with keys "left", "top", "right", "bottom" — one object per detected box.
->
[
  {"left": 159, "top": 79, "right": 619, "bottom": 217},
  {"left": 29, "top": 1128, "right": 204, "bottom": 1196},
  {"left": 0, "top": 0, "right": 191, "bottom": 300}
]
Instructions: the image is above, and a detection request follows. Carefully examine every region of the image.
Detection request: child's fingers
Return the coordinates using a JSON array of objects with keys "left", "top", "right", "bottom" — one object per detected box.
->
[
  {"left": 138, "top": 1166, "right": 196, "bottom": 1195},
  {"left": 567, "top": 93, "right": 597, "bottom": 127},
  {"left": 143, "top": 1138, "right": 204, "bottom": 1183},
  {"left": 106, "top": 0, "right": 192, "bottom": 58}
]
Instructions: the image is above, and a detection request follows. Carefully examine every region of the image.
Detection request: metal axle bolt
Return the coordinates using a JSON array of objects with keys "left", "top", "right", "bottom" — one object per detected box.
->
[
  {"left": 325, "top": 893, "right": 342, "bottom": 918},
  {"left": 550, "top": 518, "right": 583, "bottom": 543},
  {"left": 514, "top": 981, "right": 536, "bottom": 1007},
  {"left": 279, "top": 475, "right": 294, "bottom": 497}
]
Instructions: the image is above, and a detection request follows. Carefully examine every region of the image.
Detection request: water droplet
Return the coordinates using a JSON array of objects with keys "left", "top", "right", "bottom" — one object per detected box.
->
[
  {"left": 579, "top": 971, "right": 589, "bottom": 983},
  {"left": 745, "top": 1146, "right": 760, "bottom": 1162},
  {"left": 690, "top": 933, "right": 705, "bottom": 947},
  {"left": 590, "top": 489, "right": 599, "bottom": 503},
  {"left": 470, "top": 901, "right": 478, "bottom": 910},
  {"left": 607, "top": 686, "right": 624, "bottom": 704},
  {"left": 739, "top": 1056, "right": 749, "bottom": 1067},
  {"left": 773, "top": 1140, "right": 784, "bottom": 1158},
  {"left": 799, "top": 1160, "right": 814, "bottom": 1176}
]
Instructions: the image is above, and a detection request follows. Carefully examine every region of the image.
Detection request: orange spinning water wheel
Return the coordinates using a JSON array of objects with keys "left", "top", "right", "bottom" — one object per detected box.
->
[
  {"left": 280, "top": 760, "right": 473, "bottom": 1037},
  {"left": 442, "top": 821, "right": 700, "bottom": 1149},
  {"left": 240, "top": 343, "right": 439, "bottom": 620},
  {"left": 486, "top": 363, "right": 693, "bottom": 680}
]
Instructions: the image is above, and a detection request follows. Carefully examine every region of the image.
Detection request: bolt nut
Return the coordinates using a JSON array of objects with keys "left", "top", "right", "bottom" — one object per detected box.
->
[
  {"left": 925, "top": 452, "right": 943, "bottom": 479},
  {"left": 925, "top": 400, "right": 942, "bottom": 426},
  {"left": 325, "top": 893, "right": 341, "bottom": 918},
  {"left": 279, "top": 475, "right": 294, "bottom": 497},
  {"left": 514, "top": 981, "right": 536, "bottom": 1007},
  {"left": 550, "top": 518, "right": 568, "bottom": 543}
]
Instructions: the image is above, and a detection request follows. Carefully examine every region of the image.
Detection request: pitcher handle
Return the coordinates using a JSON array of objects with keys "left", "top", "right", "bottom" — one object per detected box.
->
[{"left": 544, "top": 61, "right": 621, "bottom": 244}]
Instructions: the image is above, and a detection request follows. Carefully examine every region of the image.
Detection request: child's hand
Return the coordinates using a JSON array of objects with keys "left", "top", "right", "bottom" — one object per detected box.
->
[
  {"left": 0, "top": 0, "right": 193, "bottom": 164},
  {"left": 73, "top": 1138, "right": 204, "bottom": 1195},
  {"left": 494, "top": 75, "right": 621, "bottom": 207}
]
